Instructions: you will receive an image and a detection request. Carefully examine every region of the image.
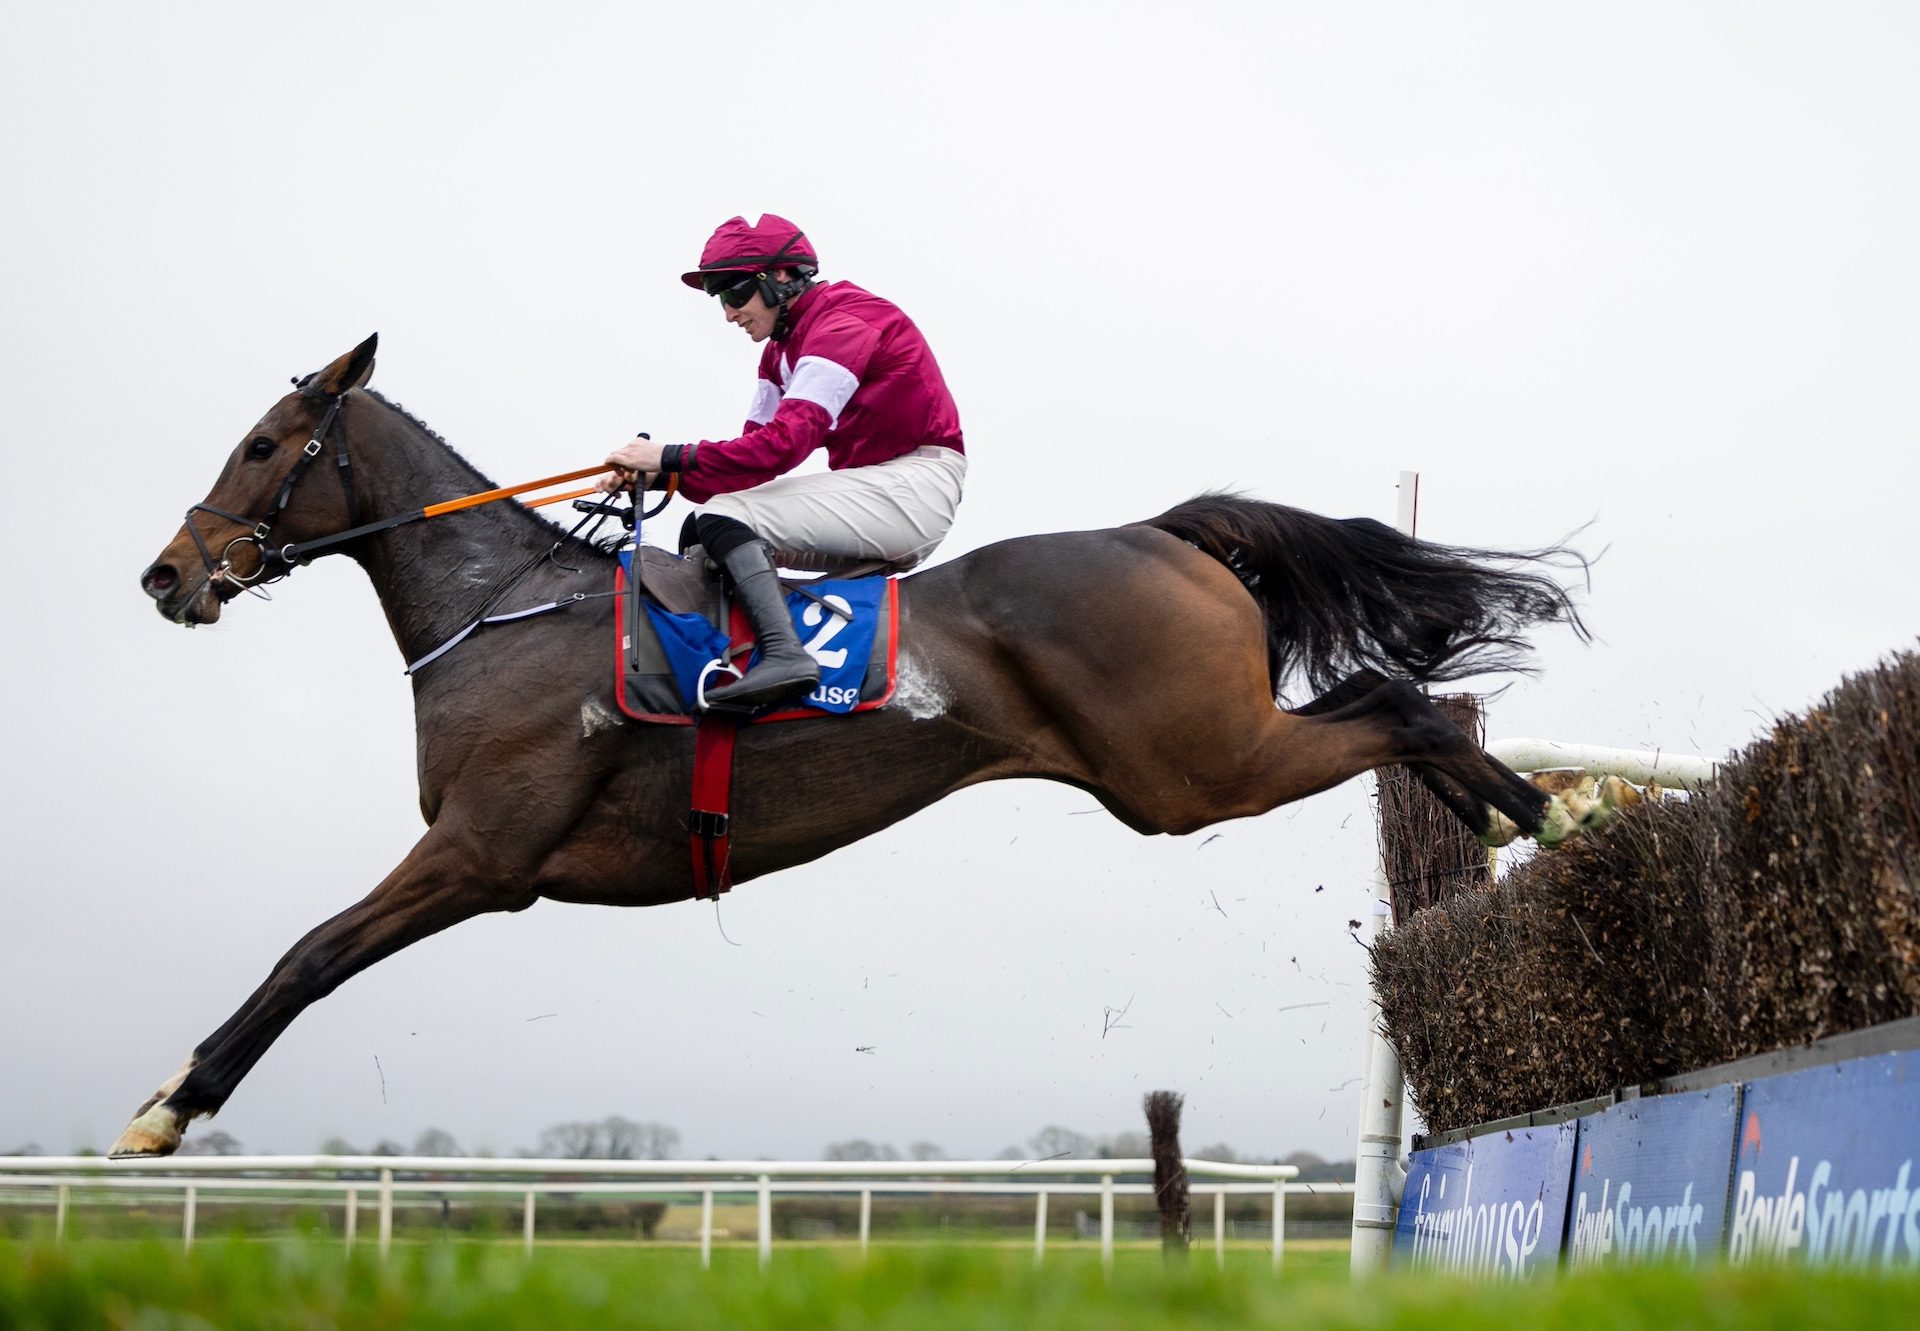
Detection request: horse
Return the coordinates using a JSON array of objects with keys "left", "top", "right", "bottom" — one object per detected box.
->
[{"left": 118, "top": 333, "right": 1588, "bottom": 1157}]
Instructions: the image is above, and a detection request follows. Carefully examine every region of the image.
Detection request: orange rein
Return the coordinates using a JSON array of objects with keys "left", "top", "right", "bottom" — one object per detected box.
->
[{"left": 425, "top": 467, "right": 678, "bottom": 516}]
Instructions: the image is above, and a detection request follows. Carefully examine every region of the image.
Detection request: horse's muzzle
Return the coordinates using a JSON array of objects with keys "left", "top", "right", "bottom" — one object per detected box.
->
[{"left": 141, "top": 561, "right": 224, "bottom": 625}]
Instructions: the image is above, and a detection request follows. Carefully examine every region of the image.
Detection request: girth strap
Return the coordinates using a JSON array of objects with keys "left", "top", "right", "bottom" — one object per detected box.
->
[{"left": 689, "top": 716, "right": 740, "bottom": 899}]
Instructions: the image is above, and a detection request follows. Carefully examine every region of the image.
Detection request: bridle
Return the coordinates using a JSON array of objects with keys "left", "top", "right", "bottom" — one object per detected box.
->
[
  {"left": 181, "top": 387, "right": 356, "bottom": 591},
  {"left": 172, "top": 382, "right": 678, "bottom": 672}
]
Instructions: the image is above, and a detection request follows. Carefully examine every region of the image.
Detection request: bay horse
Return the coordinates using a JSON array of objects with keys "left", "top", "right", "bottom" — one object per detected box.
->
[{"left": 118, "top": 334, "right": 1587, "bottom": 1157}]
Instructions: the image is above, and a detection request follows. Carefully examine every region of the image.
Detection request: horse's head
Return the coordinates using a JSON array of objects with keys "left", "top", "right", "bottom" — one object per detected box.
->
[{"left": 141, "top": 334, "right": 379, "bottom": 625}]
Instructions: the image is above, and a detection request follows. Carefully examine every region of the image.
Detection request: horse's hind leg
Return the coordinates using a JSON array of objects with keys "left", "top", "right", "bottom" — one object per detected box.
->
[
  {"left": 1279, "top": 673, "right": 1509, "bottom": 838},
  {"left": 1309, "top": 679, "right": 1554, "bottom": 839},
  {"left": 110, "top": 829, "right": 528, "bottom": 1158}
]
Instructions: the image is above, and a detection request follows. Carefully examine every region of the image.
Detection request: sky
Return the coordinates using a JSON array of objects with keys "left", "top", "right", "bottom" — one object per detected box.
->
[{"left": 1, "top": 1, "right": 1916, "bottom": 1163}]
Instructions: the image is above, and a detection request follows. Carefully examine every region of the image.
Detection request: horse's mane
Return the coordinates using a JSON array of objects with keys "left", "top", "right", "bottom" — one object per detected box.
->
[{"left": 364, "top": 389, "right": 617, "bottom": 560}]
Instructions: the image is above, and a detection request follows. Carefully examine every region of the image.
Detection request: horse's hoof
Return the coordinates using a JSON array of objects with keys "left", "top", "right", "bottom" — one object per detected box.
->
[
  {"left": 1533, "top": 794, "right": 1581, "bottom": 848},
  {"left": 109, "top": 1103, "right": 185, "bottom": 1158},
  {"left": 1480, "top": 812, "right": 1523, "bottom": 848}
]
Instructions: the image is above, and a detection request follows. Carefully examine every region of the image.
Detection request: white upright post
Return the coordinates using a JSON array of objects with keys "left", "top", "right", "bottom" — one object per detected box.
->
[
  {"left": 345, "top": 1188, "right": 358, "bottom": 1251},
  {"left": 1100, "top": 1174, "right": 1115, "bottom": 1276},
  {"left": 1033, "top": 1191, "right": 1048, "bottom": 1264},
  {"left": 1214, "top": 1189, "right": 1226, "bottom": 1268},
  {"left": 55, "top": 1183, "right": 68, "bottom": 1243},
  {"left": 183, "top": 1184, "right": 197, "bottom": 1251},
  {"left": 757, "top": 1175, "right": 772, "bottom": 1270},
  {"left": 1349, "top": 472, "right": 1417, "bottom": 1277},
  {"left": 378, "top": 1168, "right": 394, "bottom": 1261},
  {"left": 700, "top": 1190, "right": 714, "bottom": 1270},
  {"left": 1271, "top": 1180, "right": 1285, "bottom": 1271},
  {"left": 523, "top": 1190, "right": 536, "bottom": 1258},
  {"left": 858, "top": 1188, "right": 872, "bottom": 1258}
]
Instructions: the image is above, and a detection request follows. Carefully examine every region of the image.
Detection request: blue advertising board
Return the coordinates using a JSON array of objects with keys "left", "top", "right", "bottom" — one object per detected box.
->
[
  {"left": 1726, "top": 1050, "right": 1920, "bottom": 1266},
  {"left": 1393, "top": 1121, "right": 1575, "bottom": 1277},
  {"left": 1566, "top": 1085, "right": 1739, "bottom": 1266}
]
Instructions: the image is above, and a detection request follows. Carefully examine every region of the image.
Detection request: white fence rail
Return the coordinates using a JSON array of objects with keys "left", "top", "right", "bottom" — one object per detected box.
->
[{"left": 0, "top": 1156, "right": 1340, "bottom": 1272}]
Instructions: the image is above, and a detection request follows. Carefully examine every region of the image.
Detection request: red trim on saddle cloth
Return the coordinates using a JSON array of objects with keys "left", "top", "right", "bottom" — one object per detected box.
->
[
  {"left": 689, "top": 716, "right": 739, "bottom": 899},
  {"left": 611, "top": 564, "right": 903, "bottom": 901},
  {"left": 611, "top": 566, "right": 901, "bottom": 724}
]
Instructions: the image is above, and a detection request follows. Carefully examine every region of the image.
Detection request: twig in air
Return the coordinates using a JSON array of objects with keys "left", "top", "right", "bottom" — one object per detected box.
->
[
  {"left": 1102, "top": 995, "right": 1135, "bottom": 1038},
  {"left": 714, "top": 899, "right": 744, "bottom": 947},
  {"left": 1198, "top": 834, "right": 1221, "bottom": 850},
  {"left": 525, "top": 1013, "right": 558, "bottom": 1023},
  {"left": 1208, "top": 890, "right": 1228, "bottom": 918},
  {"left": 1274, "top": 1000, "right": 1331, "bottom": 1014},
  {"left": 373, "top": 1056, "right": 387, "bottom": 1105},
  {"left": 1009, "top": 1151, "right": 1073, "bottom": 1172}
]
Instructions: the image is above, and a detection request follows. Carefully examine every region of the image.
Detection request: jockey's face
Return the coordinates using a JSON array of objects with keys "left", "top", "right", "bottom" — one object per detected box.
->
[{"left": 722, "top": 270, "right": 796, "bottom": 343}]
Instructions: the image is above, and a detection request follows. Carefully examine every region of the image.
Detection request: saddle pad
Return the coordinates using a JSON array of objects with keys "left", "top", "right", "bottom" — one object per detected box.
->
[{"left": 614, "top": 552, "right": 898, "bottom": 725}]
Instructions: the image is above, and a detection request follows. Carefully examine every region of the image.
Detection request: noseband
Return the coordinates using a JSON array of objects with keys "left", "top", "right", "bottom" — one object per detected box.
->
[{"left": 182, "top": 390, "right": 357, "bottom": 590}]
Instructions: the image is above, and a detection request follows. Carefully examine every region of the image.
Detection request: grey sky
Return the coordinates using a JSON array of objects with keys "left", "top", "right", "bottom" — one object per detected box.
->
[{"left": 3, "top": 2, "right": 1916, "bottom": 1162}]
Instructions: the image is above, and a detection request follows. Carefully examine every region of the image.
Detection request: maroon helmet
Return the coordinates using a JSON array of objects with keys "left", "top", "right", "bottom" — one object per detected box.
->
[{"left": 680, "top": 214, "right": 819, "bottom": 290}]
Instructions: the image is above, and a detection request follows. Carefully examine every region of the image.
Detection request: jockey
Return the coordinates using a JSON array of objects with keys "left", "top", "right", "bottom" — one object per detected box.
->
[{"left": 600, "top": 214, "right": 967, "bottom": 712}]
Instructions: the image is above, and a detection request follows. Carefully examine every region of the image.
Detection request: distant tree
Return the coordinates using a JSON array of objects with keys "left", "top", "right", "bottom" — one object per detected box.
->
[
  {"left": 993, "top": 1145, "right": 1027, "bottom": 1161},
  {"left": 537, "top": 1116, "right": 679, "bottom": 1160},
  {"left": 413, "top": 1127, "right": 462, "bottom": 1157},
  {"left": 6, "top": 1143, "right": 44, "bottom": 1157},
  {"left": 1104, "top": 1132, "right": 1152, "bottom": 1159},
  {"left": 535, "top": 1120, "right": 598, "bottom": 1159},
  {"left": 1193, "top": 1142, "right": 1239, "bottom": 1163},
  {"left": 604, "top": 1117, "right": 679, "bottom": 1160},
  {"left": 370, "top": 1140, "right": 407, "bottom": 1157},
  {"left": 178, "top": 1130, "right": 244, "bottom": 1156},
  {"left": 1027, "top": 1126, "right": 1095, "bottom": 1161},
  {"left": 907, "top": 1141, "right": 947, "bottom": 1161},
  {"left": 824, "top": 1139, "right": 900, "bottom": 1162},
  {"left": 318, "top": 1136, "right": 358, "bottom": 1156}
]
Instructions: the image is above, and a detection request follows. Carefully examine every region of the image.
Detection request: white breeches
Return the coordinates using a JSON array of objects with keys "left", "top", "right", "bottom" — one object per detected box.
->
[{"left": 701, "top": 445, "right": 968, "bottom": 572}]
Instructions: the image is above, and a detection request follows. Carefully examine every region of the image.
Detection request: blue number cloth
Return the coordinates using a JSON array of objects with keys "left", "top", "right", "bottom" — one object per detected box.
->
[{"left": 636, "top": 571, "right": 888, "bottom": 714}]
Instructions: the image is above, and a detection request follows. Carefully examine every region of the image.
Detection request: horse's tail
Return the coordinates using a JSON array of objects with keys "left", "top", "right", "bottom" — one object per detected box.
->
[{"left": 1143, "top": 492, "right": 1590, "bottom": 699}]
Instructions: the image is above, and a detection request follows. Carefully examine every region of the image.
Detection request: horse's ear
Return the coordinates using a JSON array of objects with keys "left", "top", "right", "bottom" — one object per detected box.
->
[{"left": 311, "top": 332, "right": 379, "bottom": 395}]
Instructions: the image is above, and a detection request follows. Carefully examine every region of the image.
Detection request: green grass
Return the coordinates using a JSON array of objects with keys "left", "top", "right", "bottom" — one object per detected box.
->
[{"left": 4, "top": 1237, "right": 1920, "bottom": 1330}]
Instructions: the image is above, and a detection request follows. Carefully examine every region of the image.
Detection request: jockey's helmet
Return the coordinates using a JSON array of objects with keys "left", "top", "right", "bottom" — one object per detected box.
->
[{"left": 682, "top": 214, "right": 818, "bottom": 309}]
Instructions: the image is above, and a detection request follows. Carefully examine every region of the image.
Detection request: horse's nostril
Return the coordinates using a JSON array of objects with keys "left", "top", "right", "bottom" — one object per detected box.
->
[{"left": 142, "top": 564, "right": 180, "bottom": 597}]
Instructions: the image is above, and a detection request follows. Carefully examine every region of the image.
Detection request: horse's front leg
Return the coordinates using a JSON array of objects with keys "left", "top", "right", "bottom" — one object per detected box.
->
[{"left": 109, "top": 825, "right": 533, "bottom": 1158}]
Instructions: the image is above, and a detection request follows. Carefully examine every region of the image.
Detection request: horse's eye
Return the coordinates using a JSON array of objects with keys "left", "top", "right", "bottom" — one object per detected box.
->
[{"left": 247, "top": 437, "right": 276, "bottom": 460}]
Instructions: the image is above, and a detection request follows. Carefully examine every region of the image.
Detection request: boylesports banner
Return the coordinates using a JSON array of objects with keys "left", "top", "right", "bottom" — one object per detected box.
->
[{"left": 1567, "top": 1084, "right": 1740, "bottom": 1266}]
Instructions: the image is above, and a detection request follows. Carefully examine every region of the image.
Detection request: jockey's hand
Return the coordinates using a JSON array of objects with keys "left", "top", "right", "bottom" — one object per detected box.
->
[
  {"left": 606, "top": 437, "right": 665, "bottom": 475},
  {"left": 594, "top": 468, "right": 640, "bottom": 494}
]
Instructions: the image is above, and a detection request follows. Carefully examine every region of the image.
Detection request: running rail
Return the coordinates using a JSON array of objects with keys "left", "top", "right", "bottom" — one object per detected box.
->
[{"left": 1487, "top": 739, "right": 1719, "bottom": 790}]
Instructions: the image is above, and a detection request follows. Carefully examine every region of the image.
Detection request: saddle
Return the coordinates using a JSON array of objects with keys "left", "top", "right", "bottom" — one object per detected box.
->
[
  {"left": 611, "top": 544, "right": 904, "bottom": 903},
  {"left": 614, "top": 544, "right": 900, "bottom": 724}
]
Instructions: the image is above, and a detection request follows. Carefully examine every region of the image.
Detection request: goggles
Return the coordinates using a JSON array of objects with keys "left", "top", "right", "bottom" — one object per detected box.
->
[{"left": 702, "top": 272, "right": 762, "bottom": 308}]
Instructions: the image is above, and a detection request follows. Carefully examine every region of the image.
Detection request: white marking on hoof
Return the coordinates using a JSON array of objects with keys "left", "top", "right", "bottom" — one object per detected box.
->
[
  {"left": 1480, "top": 812, "right": 1524, "bottom": 848},
  {"left": 891, "top": 651, "right": 950, "bottom": 721},
  {"left": 580, "top": 697, "right": 624, "bottom": 739},
  {"left": 110, "top": 1102, "right": 187, "bottom": 1158},
  {"left": 1534, "top": 794, "right": 1580, "bottom": 848}
]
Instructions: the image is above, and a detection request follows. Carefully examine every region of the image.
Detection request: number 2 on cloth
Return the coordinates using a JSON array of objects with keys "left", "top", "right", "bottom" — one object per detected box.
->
[{"left": 801, "top": 596, "right": 854, "bottom": 669}]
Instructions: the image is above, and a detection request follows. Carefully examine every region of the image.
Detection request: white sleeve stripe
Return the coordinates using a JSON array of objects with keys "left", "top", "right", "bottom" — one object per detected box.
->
[
  {"left": 782, "top": 355, "right": 861, "bottom": 427},
  {"left": 746, "top": 379, "right": 781, "bottom": 425}
]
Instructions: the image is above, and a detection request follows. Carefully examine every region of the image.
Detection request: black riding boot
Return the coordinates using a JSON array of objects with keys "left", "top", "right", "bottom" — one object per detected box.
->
[{"left": 703, "top": 541, "right": 820, "bottom": 713}]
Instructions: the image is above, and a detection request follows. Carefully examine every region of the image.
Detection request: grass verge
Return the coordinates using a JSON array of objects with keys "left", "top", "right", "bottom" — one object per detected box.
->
[{"left": 5, "top": 1237, "right": 1920, "bottom": 1329}]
